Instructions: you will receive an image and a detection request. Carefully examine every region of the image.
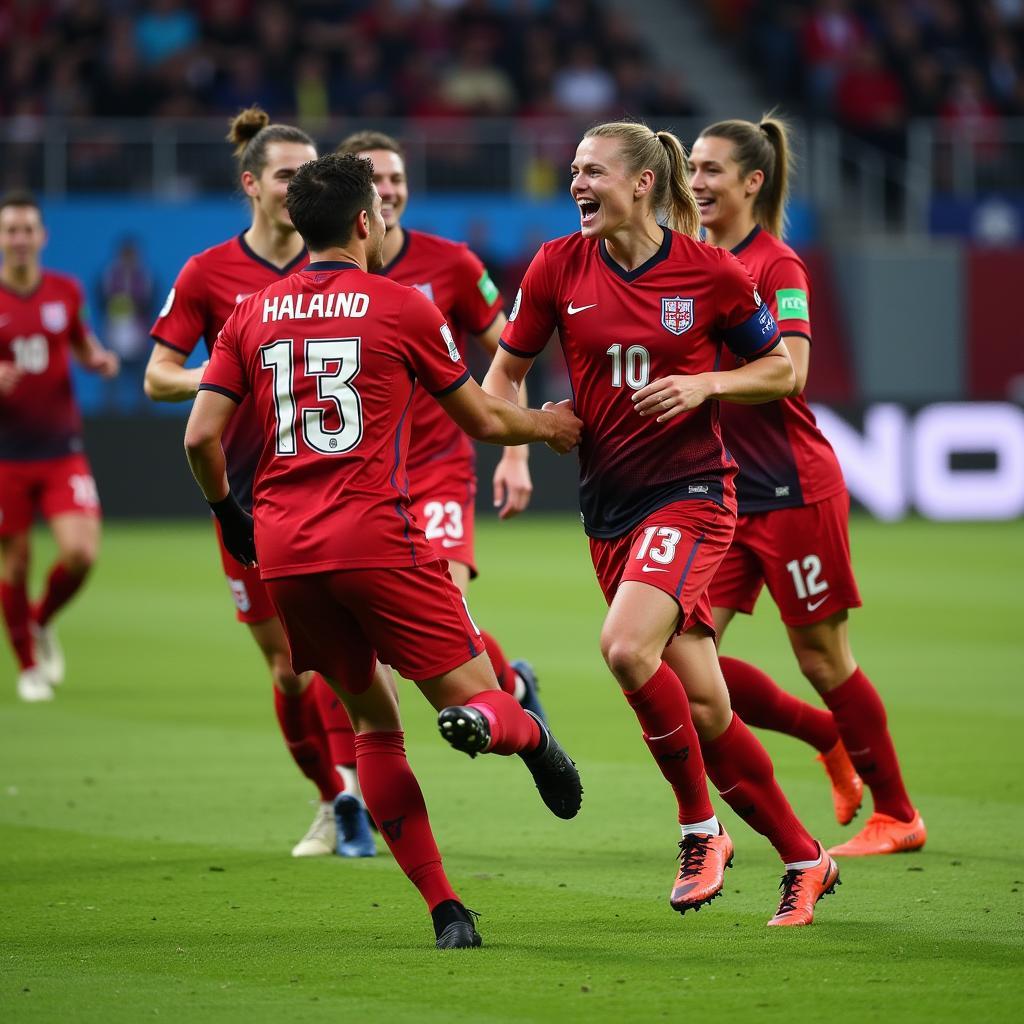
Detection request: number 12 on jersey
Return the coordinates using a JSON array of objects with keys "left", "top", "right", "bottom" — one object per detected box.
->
[{"left": 260, "top": 338, "right": 363, "bottom": 456}]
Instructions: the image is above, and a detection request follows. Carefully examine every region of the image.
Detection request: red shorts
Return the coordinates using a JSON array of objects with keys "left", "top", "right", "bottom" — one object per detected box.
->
[
  {"left": 0, "top": 454, "right": 100, "bottom": 537},
  {"left": 212, "top": 516, "right": 276, "bottom": 624},
  {"left": 708, "top": 491, "right": 862, "bottom": 627},
  {"left": 589, "top": 500, "right": 736, "bottom": 636},
  {"left": 265, "top": 559, "right": 485, "bottom": 693},
  {"left": 407, "top": 466, "right": 477, "bottom": 576}
]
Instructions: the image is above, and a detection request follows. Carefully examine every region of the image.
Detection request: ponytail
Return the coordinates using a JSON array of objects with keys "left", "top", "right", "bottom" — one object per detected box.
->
[
  {"left": 655, "top": 130, "right": 701, "bottom": 239},
  {"left": 226, "top": 105, "right": 315, "bottom": 184}
]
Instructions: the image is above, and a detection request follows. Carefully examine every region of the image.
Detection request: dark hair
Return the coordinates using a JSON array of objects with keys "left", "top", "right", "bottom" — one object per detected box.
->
[
  {"left": 584, "top": 121, "right": 701, "bottom": 238},
  {"left": 226, "top": 106, "right": 315, "bottom": 182},
  {"left": 286, "top": 153, "right": 376, "bottom": 251},
  {"left": 697, "top": 113, "right": 792, "bottom": 238},
  {"left": 0, "top": 189, "right": 42, "bottom": 218},
  {"left": 335, "top": 129, "right": 405, "bottom": 161}
]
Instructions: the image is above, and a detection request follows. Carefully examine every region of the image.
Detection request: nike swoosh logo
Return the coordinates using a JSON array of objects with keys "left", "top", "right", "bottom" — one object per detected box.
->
[
  {"left": 567, "top": 301, "right": 597, "bottom": 315},
  {"left": 641, "top": 564, "right": 669, "bottom": 573},
  {"left": 235, "top": 293, "right": 250, "bottom": 304},
  {"left": 440, "top": 539, "right": 462, "bottom": 548},
  {"left": 806, "top": 596, "right": 828, "bottom": 611}
]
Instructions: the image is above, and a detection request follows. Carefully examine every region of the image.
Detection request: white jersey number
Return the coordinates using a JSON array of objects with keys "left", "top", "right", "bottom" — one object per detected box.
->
[
  {"left": 11, "top": 334, "right": 49, "bottom": 374},
  {"left": 260, "top": 338, "right": 363, "bottom": 456},
  {"left": 606, "top": 343, "right": 650, "bottom": 390},
  {"left": 785, "top": 555, "right": 829, "bottom": 599}
]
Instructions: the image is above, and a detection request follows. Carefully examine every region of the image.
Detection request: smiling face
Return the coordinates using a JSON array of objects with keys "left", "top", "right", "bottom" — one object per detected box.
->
[
  {"left": 244, "top": 140, "right": 318, "bottom": 231},
  {"left": 0, "top": 203, "right": 45, "bottom": 272},
  {"left": 688, "top": 134, "right": 761, "bottom": 235},
  {"left": 359, "top": 148, "right": 408, "bottom": 231},
  {"left": 570, "top": 134, "right": 648, "bottom": 240}
]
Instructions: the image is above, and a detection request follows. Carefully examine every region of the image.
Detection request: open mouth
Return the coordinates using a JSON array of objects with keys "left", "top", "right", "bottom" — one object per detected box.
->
[
  {"left": 578, "top": 199, "right": 600, "bottom": 226},
  {"left": 696, "top": 197, "right": 715, "bottom": 213}
]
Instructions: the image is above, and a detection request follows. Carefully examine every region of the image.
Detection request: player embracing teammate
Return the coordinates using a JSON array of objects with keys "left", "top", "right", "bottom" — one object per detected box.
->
[
  {"left": 184, "top": 152, "right": 584, "bottom": 948},
  {"left": 689, "top": 115, "right": 924, "bottom": 857}
]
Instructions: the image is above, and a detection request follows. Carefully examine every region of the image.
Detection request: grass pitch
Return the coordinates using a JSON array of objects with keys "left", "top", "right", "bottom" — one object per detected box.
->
[{"left": 1, "top": 516, "right": 1021, "bottom": 1023}]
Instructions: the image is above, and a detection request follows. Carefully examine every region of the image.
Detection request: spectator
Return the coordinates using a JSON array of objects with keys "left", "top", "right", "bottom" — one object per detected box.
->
[
  {"left": 552, "top": 42, "right": 617, "bottom": 115},
  {"left": 801, "top": 0, "right": 867, "bottom": 112}
]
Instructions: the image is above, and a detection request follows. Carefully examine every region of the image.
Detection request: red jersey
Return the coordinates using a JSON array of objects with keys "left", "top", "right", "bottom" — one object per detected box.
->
[
  {"left": 501, "top": 228, "right": 780, "bottom": 538},
  {"left": 378, "top": 229, "right": 503, "bottom": 475},
  {"left": 200, "top": 261, "right": 471, "bottom": 579},
  {"left": 0, "top": 270, "right": 89, "bottom": 460},
  {"left": 150, "top": 234, "right": 307, "bottom": 511},
  {"left": 721, "top": 227, "right": 847, "bottom": 513}
]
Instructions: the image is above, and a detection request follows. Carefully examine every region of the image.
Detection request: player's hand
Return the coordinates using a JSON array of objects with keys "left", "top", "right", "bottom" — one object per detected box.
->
[
  {"left": 0, "top": 361, "right": 23, "bottom": 395},
  {"left": 87, "top": 349, "right": 120, "bottom": 379},
  {"left": 541, "top": 398, "right": 583, "bottom": 454},
  {"left": 633, "top": 374, "right": 710, "bottom": 422},
  {"left": 493, "top": 451, "right": 533, "bottom": 520},
  {"left": 209, "top": 494, "right": 257, "bottom": 568}
]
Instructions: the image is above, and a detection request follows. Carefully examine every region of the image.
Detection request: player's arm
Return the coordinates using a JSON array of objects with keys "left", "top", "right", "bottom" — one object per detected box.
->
[
  {"left": 69, "top": 329, "right": 119, "bottom": 378},
  {"left": 784, "top": 335, "right": 810, "bottom": 395},
  {"left": 0, "top": 361, "right": 23, "bottom": 395},
  {"left": 477, "top": 312, "right": 532, "bottom": 519},
  {"left": 144, "top": 343, "right": 207, "bottom": 402},
  {"left": 184, "top": 387, "right": 256, "bottom": 566}
]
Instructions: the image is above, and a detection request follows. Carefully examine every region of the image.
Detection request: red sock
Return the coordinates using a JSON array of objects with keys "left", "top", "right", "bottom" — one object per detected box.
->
[
  {"left": 34, "top": 563, "right": 88, "bottom": 627},
  {"left": 720, "top": 656, "right": 838, "bottom": 754},
  {"left": 312, "top": 674, "right": 356, "bottom": 775},
  {"left": 479, "top": 629, "right": 518, "bottom": 695},
  {"left": 624, "top": 663, "right": 715, "bottom": 825},
  {"left": 273, "top": 685, "right": 341, "bottom": 803},
  {"left": 702, "top": 714, "right": 819, "bottom": 863},
  {"left": 355, "top": 731, "right": 458, "bottom": 911},
  {"left": 822, "top": 668, "right": 915, "bottom": 821},
  {"left": 1, "top": 580, "right": 35, "bottom": 670},
  {"left": 466, "top": 689, "right": 541, "bottom": 754}
]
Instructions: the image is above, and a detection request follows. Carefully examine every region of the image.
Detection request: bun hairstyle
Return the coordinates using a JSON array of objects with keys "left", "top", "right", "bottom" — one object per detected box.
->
[
  {"left": 226, "top": 106, "right": 315, "bottom": 182},
  {"left": 584, "top": 121, "right": 701, "bottom": 239},
  {"left": 697, "top": 113, "right": 793, "bottom": 238}
]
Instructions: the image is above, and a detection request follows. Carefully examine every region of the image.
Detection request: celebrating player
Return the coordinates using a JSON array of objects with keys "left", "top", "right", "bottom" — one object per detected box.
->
[
  {"left": 0, "top": 191, "right": 119, "bottom": 703},
  {"left": 335, "top": 130, "right": 545, "bottom": 721},
  {"left": 689, "top": 115, "right": 925, "bottom": 856},
  {"left": 488, "top": 121, "right": 840, "bottom": 926},
  {"left": 184, "top": 152, "right": 584, "bottom": 949},
  {"left": 144, "top": 108, "right": 374, "bottom": 860}
]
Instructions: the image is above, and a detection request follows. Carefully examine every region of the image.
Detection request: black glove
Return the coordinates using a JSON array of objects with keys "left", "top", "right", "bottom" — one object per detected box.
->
[{"left": 209, "top": 494, "right": 257, "bottom": 567}]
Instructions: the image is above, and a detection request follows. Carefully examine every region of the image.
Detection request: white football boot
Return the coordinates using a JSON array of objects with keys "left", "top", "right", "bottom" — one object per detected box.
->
[
  {"left": 30, "top": 622, "right": 65, "bottom": 686},
  {"left": 291, "top": 801, "right": 336, "bottom": 857},
  {"left": 17, "top": 666, "right": 54, "bottom": 703}
]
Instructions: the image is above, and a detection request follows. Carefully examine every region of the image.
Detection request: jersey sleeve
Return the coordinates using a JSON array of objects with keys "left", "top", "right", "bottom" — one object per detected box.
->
[
  {"left": 399, "top": 289, "right": 472, "bottom": 397},
  {"left": 451, "top": 245, "right": 504, "bottom": 335},
  {"left": 763, "top": 255, "right": 812, "bottom": 341},
  {"left": 150, "top": 255, "right": 207, "bottom": 356},
  {"left": 198, "top": 309, "right": 247, "bottom": 403},
  {"left": 499, "top": 246, "right": 557, "bottom": 358},
  {"left": 715, "top": 250, "right": 781, "bottom": 360}
]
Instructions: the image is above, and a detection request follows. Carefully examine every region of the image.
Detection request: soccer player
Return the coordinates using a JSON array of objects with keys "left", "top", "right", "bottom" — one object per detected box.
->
[
  {"left": 689, "top": 115, "right": 925, "bottom": 856},
  {"left": 184, "top": 152, "right": 584, "bottom": 949},
  {"left": 0, "top": 191, "right": 119, "bottom": 703},
  {"left": 335, "top": 130, "right": 545, "bottom": 720},
  {"left": 144, "top": 108, "right": 374, "bottom": 860},
  {"left": 488, "top": 121, "right": 840, "bottom": 926}
]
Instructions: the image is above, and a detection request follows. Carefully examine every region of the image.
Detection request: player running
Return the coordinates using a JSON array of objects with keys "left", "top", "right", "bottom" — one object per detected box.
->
[
  {"left": 335, "top": 130, "right": 546, "bottom": 721},
  {"left": 185, "top": 152, "right": 584, "bottom": 949},
  {"left": 0, "top": 191, "right": 120, "bottom": 702},
  {"left": 144, "top": 108, "right": 374, "bottom": 860},
  {"left": 488, "top": 121, "right": 840, "bottom": 926},
  {"left": 689, "top": 115, "right": 925, "bottom": 856}
]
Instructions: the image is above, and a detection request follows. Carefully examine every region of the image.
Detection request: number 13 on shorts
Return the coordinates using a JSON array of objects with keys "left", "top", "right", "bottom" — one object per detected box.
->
[{"left": 636, "top": 526, "right": 681, "bottom": 565}]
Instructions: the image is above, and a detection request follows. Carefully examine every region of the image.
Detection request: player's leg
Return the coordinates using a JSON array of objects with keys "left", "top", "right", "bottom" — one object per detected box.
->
[
  {"left": 787, "top": 613, "right": 925, "bottom": 855},
  {"left": 0, "top": 522, "right": 51, "bottom": 702}
]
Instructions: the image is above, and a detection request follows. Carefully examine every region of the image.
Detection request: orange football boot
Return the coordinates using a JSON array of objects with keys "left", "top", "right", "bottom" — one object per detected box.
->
[
  {"left": 827, "top": 810, "right": 927, "bottom": 856},
  {"left": 767, "top": 846, "right": 840, "bottom": 927},
  {"left": 670, "top": 828, "right": 734, "bottom": 914},
  {"left": 816, "top": 741, "right": 864, "bottom": 825}
]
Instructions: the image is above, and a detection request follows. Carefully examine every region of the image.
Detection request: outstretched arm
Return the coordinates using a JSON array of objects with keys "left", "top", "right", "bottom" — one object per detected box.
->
[
  {"left": 144, "top": 343, "right": 207, "bottom": 402},
  {"left": 71, "top": 330, "right": 119, "bottom": 378}
]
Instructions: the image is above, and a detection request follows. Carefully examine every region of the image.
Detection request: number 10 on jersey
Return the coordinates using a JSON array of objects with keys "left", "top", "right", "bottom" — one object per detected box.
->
[{"left": 260, "top": 338, "right": 363, "bottom": 456}]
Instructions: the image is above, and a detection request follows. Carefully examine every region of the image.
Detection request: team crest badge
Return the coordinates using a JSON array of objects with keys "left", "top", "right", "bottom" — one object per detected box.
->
[
  {"left": 41, "top": 301, "right": 68, "bottom": 333},
  {"left": 661, "top": 296, "right": 693, "bottom": 335},
  {"left": 413, "top": 282, "right": 435, "bottom": 302}
]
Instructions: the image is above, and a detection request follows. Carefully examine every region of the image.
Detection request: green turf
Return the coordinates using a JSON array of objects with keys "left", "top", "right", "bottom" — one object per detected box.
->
[{"left": 1, "top": 516, "right": 1021, "bottom": 1022}]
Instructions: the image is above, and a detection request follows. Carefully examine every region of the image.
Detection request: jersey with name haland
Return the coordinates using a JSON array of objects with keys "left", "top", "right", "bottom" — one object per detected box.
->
[
  {"left": 0, "top": 270, "right": 89, "bottom": 460},
  {"left": 500, "top": 228, "right": 780, "bottom": 538},
  {"left": 200, "top": 262, "right": 471, "bottom": 579},
  {"left": 377, "top": 229, "right": 503, "bottom": 475},
  {"left": 150, "top": 234, "right": 308, "bottom": 511},
  {"left": 720, "top": 226, "right": 846, "bottom": 513}
]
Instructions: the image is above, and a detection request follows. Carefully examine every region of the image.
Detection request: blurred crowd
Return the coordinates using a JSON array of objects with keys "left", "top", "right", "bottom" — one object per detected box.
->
[{"left": 0, "top": 0, "right": 700, "bottom": 122}]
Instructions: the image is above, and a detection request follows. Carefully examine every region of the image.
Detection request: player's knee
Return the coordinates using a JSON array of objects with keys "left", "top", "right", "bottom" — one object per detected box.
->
[
  {"left": 270, "top": 656, "right": 303, "bottom": 696},
  {"left": 600, "top": 633, "right": 652, "bottom": 686},
  {"left": 60, "top": 543, "right": 96, "bottom": 576},
  {"left": 795, "top": 648, "right": 842, "bottom": 693}
]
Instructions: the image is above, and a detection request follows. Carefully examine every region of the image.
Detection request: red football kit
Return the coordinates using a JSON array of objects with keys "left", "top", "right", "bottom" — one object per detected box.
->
[
  {"left": 200, "top": 261, "right": 484, "bottom": 689},
  {"left": 709, "top": 227, "right": 860, "bottom": 625},
  {"left": 150, "top": 234, "right": 307, "bottom": 622},
  {"left": 379, "top": 230, "right": 503, "bottom": 573},
  {"left": 501, "top": 228, "right": 780, "bottom": 631},
  {"left": 0, "top": 271, "right": 100, "bottom": 535}
]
